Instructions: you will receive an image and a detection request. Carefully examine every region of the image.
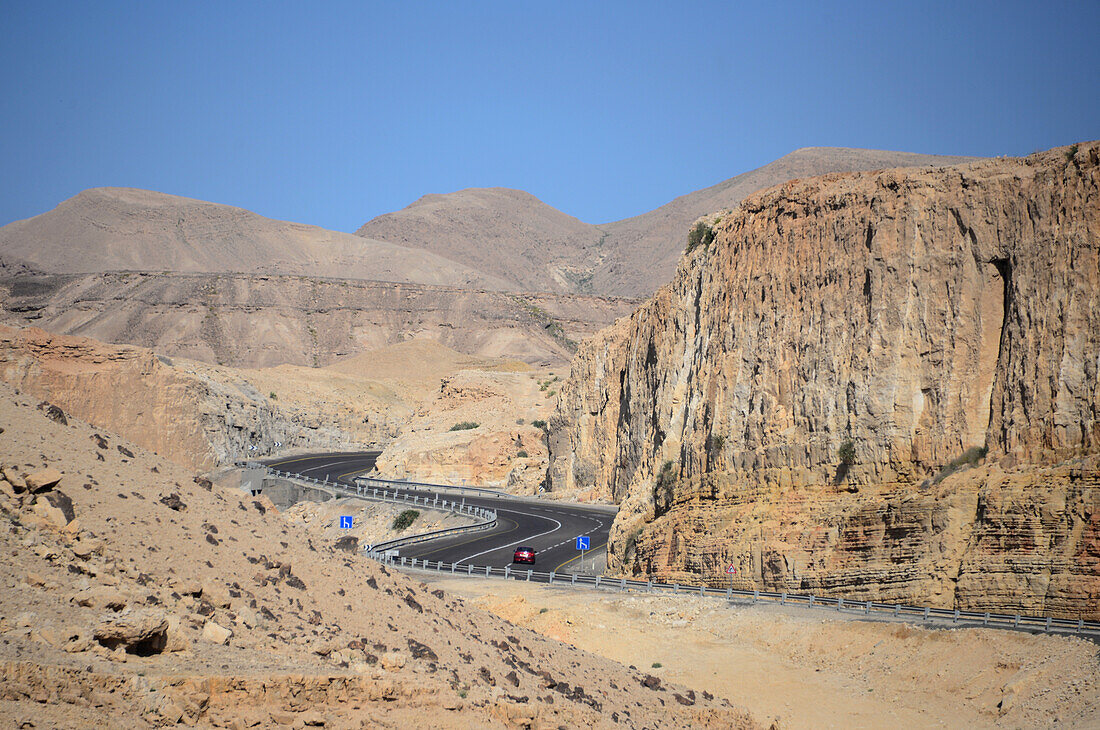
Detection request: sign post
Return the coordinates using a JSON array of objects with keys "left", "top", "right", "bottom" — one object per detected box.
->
[
  {"left": 576, "top": 536, "right": 590, "bottom": 572},
  {"left": 340, "top": 515, "right": 353, "bottom": 529},
  {"left": 726, "top": 562, "right": 737, "bottom": 591}
]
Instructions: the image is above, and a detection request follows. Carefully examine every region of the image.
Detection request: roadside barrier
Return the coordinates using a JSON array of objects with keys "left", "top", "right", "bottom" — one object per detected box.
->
[
  {"left": 363, "top": 551, "right": 1100, "bottom": 639},
  {"left": 252, "top": 464, "right": 498, "bottom": 553}
]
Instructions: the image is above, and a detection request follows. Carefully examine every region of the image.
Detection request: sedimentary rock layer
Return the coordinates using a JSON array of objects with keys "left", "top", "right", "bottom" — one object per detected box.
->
[{"left": 550, "top": 143, "right": 1100, "bottom": 618}]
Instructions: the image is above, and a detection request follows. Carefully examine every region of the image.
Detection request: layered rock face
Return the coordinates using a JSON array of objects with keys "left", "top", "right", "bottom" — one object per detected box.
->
[
  {"left": 0, "top": 326, "right": 378, "bottom": 470},
  {"left": 550, "top": 143, "right": 1100, "bottom": 618}
]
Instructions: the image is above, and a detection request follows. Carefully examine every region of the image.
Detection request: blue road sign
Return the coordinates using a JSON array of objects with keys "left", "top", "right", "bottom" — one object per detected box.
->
[
  {"left": 340, "top": 515, "right": 353, "bottom": 529},
  {"left": 576, "top": 536, "right": 590, "bottom": 550}
]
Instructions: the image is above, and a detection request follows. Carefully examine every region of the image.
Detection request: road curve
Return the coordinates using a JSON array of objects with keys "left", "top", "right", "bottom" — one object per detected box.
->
[{"left": 264, "top": 451, "right": 615, "bottom": 572}]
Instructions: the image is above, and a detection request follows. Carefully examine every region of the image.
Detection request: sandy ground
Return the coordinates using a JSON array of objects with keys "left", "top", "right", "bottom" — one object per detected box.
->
[{"left": 419, "top": 573, "right": 1100, "bottom": 729}]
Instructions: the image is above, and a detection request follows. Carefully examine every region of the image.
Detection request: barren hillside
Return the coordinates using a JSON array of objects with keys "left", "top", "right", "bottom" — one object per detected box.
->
[
  {"left": 356, "top": 187, "right": 604, "bottom": 294},
  {"left": 0, "top": 187, "right": 509, "bottom": 290},
  {"left": 356, "top": 148, "right": 976, "bottom": 298},
  {"left": 550, "top": 142, "right": 1100, "bottom": 618},
  {"left": 0, "top": 382, "right": 754, "bottom": 728},
  {"left": 0, "top": 271, "right": 637, "bottom": 369}
]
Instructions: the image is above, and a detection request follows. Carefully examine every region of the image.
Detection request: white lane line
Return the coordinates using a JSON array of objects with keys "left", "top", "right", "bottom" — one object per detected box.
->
[{"left": 454, "top": 514, "right": 563, "bottom": 564}]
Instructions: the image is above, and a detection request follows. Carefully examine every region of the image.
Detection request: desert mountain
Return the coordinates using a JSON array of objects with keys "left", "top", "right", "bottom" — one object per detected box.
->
[
  {"left": 0, "top": 187, "right": 510, "bottom": 290},
  {"left": 356, "top": 187, "right": 604, "bottom": 294},
  {"left": 357, "top": 148, "right": 976, "bottom": 298}
]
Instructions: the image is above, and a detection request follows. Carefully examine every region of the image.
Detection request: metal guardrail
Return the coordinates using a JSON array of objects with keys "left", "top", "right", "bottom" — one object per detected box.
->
[
  {"left": 254, "top": 465, "right": 499, "bottom": 554},
  {"left": 355, "top": 475, "right": 505, "bottom": 499},
  {"left": 365, "top": 552, "right": 1100, "bottom": 638}
]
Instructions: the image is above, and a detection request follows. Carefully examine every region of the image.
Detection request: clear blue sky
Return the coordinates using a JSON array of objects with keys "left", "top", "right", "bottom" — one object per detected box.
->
[{"left": 2, "top": 1, "right": 1097, "bottom": 232}]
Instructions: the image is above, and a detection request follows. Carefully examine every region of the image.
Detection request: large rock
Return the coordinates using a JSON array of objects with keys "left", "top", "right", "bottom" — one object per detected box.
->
[
  {"left": 551, "top": 142, "right": 1100, "bottom": 619},
  {"left": 201, "top": 621, "right": 232, "bottom": 645},
  {"left": 94, "top": 610, "right": 169, "bottom": 655},
  {"left": 24, "top": 467, "right": 62, "bottom": 493}
]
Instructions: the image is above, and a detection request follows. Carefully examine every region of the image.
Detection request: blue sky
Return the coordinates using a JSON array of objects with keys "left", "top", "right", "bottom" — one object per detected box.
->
[{"left": 1, "top": 1, "right": 1097, "bottom": 232}]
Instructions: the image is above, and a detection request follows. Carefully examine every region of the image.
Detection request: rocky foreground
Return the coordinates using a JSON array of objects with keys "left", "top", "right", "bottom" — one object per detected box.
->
[
  {"left": 0, "top": 383, "right": 754, "bottom": 728},
  {"left": 550, "top": 142, "right": 1100, "bottom": 618}
]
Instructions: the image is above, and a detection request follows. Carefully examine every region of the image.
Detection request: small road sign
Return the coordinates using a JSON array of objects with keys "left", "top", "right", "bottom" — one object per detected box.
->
[
  {"left": 340, "top": 516, "right": 353, "bottom": 529},
  {"left": 576, "top": 536, "right": 590, "bottom": 550},
  {"left": 726, "top": 564, "right": 737, "bottom": 574}
]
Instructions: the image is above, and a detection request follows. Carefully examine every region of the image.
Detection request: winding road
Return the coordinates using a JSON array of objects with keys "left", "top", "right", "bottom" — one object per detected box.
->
[{"left": 263, "top": 451, "right": 615, "bottom": 572}]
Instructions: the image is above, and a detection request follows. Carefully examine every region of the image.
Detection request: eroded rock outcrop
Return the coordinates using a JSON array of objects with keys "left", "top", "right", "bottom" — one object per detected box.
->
[{"left": 550, "top": 143, "right": 1100, "bottom": 618}]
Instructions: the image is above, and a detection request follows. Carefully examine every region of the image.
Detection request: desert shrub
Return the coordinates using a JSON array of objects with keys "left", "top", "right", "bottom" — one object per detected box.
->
[
  {"left": 708, "top": 434, "right": 726, "bottom": 454},
  {"left": 653, "top": 460, "right": 678, "bottom": 515},
  {"left": 449, "top": 421, "right": 480, "bottom": 432},
  {"left": 933, "top": 445, "right": 988, "bottom": 484},
  {"left": 531, "top": 419, "right": 548, "bottom": 431},
  {"left": 1065, "top": 144, "right": 1079, "bottom": 162},
  {"left": 268, "top": 392, "right": 277, "bottom": 400},
  {"left": 685, "top": 221, "right": 716, "bottom": 254},
  {"left": 516, "top": 418, "right": 525, "bottom": 425},
  {"left": 391, "top": 509, "right": 419, "bottom": 531},
  {"left": 651, "top": 662, "right": 663, "bottom": 668},
  {"left": 517, "top": 450, "right": 529, "bottom": 458},
  {"left": 837, "top": 439, "right": 857, "bottom": 465}
]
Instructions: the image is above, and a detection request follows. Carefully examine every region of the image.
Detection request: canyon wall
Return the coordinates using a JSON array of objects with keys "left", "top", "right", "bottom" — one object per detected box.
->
[
  {"left": 549, "top": 143, "right": 1100, "bottom": 618},
  {"left": 0, "top": 326, "right": 379, "bottom": 470}
]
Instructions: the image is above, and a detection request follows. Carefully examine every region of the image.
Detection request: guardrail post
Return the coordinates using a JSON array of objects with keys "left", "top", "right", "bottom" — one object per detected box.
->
[
  {"left": 647, "top": 580, "right": 653, "bottom": 593},
  {"left": 838, "top": 597, "right": 844, "bottom": 612},
  {"left": 401, "top": 557, "right": 407, "bottom": 567},
  {"left": 526, "top": 570, "right": 532, "bottom": 582},
  {"left": 1045, "top": 617, "right": 1052, "bottom": 632},
  {"left": 953, "top": 609, "right": 960, "bottom": 623},
  {"left": 485, "top": 566, "right": 490, "bottom": 577},
  {"left": 504, "top": 566, "right": 510, "bottom": 579},
  {"left": 549, "top": 572, "right": 554, "bottom": 584},
  {"left": 595, "top": 576, "right": 601, "bottom": 588},
  {"left": 753, "top": 590, "right": 758, "bottom": 604},
  {"left": 451, "top": 562, "right": 455, "bottom": 574},
  {"left": 673, "top": 583, "right": 679, "bottom": 594},
  {"left": 727, "top": 587, "right": 732, "bottom": 600},
  {"left": 923, "top": 606, "right": 930, "bottom": 622},
  {"left": 781, "top": 592, "right": 786, "bottom": 605},
  {"left": 572, "top": 573, "right": 576, "bottom": 586},
  {"left": 621, "top": 578, "right": 626, "bottom": 592},
  {"left": 865, "top": 601, "right": 870, "bottom": 615},
  {"left": 1077, "top": 619, "right": 1084, "bottom": 634},
  {"left": 467, "top": 564, "right": 473, "bottom": 575},
  {"left": 983, "top": 612, "right": 990, "bottom": 625},
  {"left": 809, "top": 594, "right": 815, "bottom": 607},
  {"left": 893, "top": 604, "right": 900, "bottom": 617}
]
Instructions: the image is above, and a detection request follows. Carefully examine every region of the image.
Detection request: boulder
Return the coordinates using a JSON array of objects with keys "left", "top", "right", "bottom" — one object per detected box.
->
[
  {"left": 41, "top": 490, "right": 75, "bottom": 523},
  {"left": 1, "top": 466, "right": 25, "bottom": 491},
  {"left": 201, "top": 621, "right": 232, "bottom": 645},
  {"left": 25, "top": 467, "right": 63, "bottom": 493},
  {"left": 94, "top": 610, "right": 169, "bottom": 655},
  {"left": 31, "top": 497, "right": 71, "bottom": 529}
]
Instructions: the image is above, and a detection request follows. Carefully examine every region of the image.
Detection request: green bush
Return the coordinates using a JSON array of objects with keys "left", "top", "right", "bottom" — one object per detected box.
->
[
  {"left": 391, "top": 509, "right": 420, "bottom": 531},
  {"left": 653, "top": 460, "right": 678, "bottom": 515},
  {"left": 531, "top": 419, "right": 548, "bottom": 431},
  {"left": 269, "top": 392, "right": 277, "bottom": 400},
  {"left": 933, "top": 445, "right": 988, "bottom": 484},
  {"left": 651, "top": 662, "right": 663, "bottom": 668},
  {"left": 517, "top": 450, "right": 529, "bottom": 458},
  {"left": 1065, "top": 144, "right": 1079, "bottom": 162},
  {"left": 449, "top": 421, "right": 480, "bottom": 432},
  {"left": 837, "top": 439, "right": 856, "bottom": 465},
  {"left": 685, "top": 221, "right": 716, "bottom": 254}
]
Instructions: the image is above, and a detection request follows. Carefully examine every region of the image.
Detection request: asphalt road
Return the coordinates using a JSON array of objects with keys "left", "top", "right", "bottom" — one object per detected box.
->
[{"left": 264, "top": 451, "right": 615, "bottom": 573}]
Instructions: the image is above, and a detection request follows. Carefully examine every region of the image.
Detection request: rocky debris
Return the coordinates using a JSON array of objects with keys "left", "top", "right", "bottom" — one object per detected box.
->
[
  {"left": 93, "top": 610, "right": 170, "bottom": 655},
  {"left": 333, "top": 535, "right": 357, "bottom": 553},
  {"left": 39, "top": 490, "right": 75, "bottom": 523},
  {"left": 159, "top": 493, "right": 186, "bottom": 511},
  {"left": 551, "top": 143, "right": 1100, "bottom": 618},
  {"left": 37, "top": 402, "right": 68, "bottom": 425}
]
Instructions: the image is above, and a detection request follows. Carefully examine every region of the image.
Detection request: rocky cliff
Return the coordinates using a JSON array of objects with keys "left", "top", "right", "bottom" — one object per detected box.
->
[
  {"left": 550, "top": 143, "right": 1100, "bottom": 618},
  {"left": 0, "top": 326, "right": 379, "bottom": 470}
]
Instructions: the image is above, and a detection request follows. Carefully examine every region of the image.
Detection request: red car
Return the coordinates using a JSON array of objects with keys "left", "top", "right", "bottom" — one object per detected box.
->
[{"left": 512, "top": 546, "right": 536, "bottom": 564}]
